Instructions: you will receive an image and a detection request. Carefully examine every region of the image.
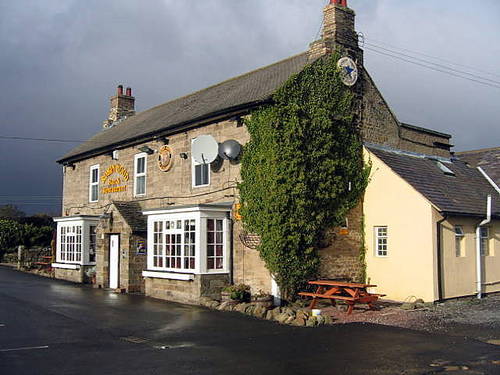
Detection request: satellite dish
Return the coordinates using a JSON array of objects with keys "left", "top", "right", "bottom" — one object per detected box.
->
[
  {"left": 192, "top": 135, "right": 218, "bottom": 164},
  {"left": 219, "top": 140, "right": 242, "bottom": 160}
]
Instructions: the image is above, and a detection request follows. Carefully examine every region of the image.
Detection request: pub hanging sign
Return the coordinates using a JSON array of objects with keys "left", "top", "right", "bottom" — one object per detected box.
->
[{"left": 101, "top": 164, "right": 129, "bottom": 194}]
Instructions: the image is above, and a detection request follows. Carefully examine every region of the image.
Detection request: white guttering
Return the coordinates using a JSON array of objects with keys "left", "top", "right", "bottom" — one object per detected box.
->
[
  {"left": 477, "top": 167, "right": 500, "bottom": 195},
  {"left": 476, "top": 194, "right": 491, "bottom": 299}
]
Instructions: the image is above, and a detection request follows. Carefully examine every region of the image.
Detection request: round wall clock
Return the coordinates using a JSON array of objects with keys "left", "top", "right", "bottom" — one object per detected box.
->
[
  {"left": 158, "top": 145, "right": 174, "bottom": 172},
  {"left": 337, "top": 56, "right": 358, "bottom": 87}
]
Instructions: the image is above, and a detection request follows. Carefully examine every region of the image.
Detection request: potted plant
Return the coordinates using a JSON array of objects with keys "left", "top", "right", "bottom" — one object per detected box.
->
[
  {"left": 251, "top": 290, "right": 273, "bottom": 308},
  {"left": 221, "top": 284, "right": 250, "bottom": 303}
]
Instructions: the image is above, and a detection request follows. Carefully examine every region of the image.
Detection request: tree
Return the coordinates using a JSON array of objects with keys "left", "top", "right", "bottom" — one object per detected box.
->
[{"left": 0, "top": 205, "right": 26, "bottom": 220}]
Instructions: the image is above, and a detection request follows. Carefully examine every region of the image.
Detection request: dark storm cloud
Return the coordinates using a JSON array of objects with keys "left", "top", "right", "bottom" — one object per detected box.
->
[{"left": 0, "top": 0, "right": 499, "bottom": 214}]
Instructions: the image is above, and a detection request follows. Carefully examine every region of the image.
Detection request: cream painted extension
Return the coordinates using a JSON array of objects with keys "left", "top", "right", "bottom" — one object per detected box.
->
[{"left": 364, "top": 149, "right": 438, "bottom": 302}]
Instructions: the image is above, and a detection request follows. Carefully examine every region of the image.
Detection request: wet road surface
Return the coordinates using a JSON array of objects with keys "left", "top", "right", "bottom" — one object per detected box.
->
[{"left": 1, "top": 266, "right": 499, "bottom": 375}]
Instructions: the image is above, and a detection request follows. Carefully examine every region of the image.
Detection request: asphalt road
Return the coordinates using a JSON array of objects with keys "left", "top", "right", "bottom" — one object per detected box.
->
[{"left": 0, "top": 266, "right": 499, "bottom": 375}]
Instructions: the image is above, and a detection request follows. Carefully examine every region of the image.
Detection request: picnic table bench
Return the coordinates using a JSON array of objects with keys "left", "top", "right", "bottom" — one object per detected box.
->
[{"left": 299, "top": 280, "right": 385, "bottom": 315}]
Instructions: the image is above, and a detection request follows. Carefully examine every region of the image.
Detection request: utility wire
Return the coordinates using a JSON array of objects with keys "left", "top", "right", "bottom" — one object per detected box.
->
[
  {"left": 364, "top": 46, "right": 500, "bottom": 90},
  {"left": 366, "top": 37, "right": 500, "bottom": 79},
  {"left": 365, "top": 41, "right": 500, "bottom": 86},
  {"left": 0, "top": 135, "right": 103, "bottom": 143}
]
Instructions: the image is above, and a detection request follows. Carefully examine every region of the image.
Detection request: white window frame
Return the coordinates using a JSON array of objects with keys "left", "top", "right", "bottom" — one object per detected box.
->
[
  {"left": 191, "top": 139, "right": 210, "bottom": 188},
  {"left": 144, "top": 206, "right": 230, "bottom": 276},
  {"left": 480, "top": 227, "right": 489, "bottom": 257},
  {"left": 134, "top": 153, "right": 147, "bottom": 197},
  {"left": 89, "top": 164, "right": 100, "bottom": 203},
  {"left": 375, "top": 226, "right": 388, "bottom": 257},
  {"left": 53, "top": 216, "right": 99, "bottom": 266},
  {"left": 454, "top": 226, "right": 465, "bottom": 257}
]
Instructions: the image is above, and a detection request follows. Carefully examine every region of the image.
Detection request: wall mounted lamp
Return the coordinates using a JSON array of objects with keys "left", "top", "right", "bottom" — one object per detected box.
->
[
  {"left": 138, "top": 145, "right": 155, "bottom": 155},
  {"left": 180, "top": 152, "right": 188, "bottom": 159}
]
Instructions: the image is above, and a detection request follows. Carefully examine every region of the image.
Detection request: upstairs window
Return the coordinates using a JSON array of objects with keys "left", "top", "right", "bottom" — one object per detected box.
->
[
  {"left": 193, "top": 160, "right": 210, "bottom": 187},
  {"left": 134, "top": 153, "right": 147, "bottom": 196},
  {"left": 454, "top": 226, "right": 464, "bottom": 257},
  {"left": 480, "top": 227, "right": 489, "bottom": 256},
  {"left": 89, "top": 165, "right": 99, "bottom": 202},
  {"left": 375, "top": 226, "right": 388, "bottom": 257}
]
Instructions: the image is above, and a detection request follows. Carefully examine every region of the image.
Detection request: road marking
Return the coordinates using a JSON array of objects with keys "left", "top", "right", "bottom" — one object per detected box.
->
[
  {"left": 0, "top": 345, "right": 49, "bottom": 352},
  {"left": 0, "top": 324, "right": 5, "bottom": 327}
]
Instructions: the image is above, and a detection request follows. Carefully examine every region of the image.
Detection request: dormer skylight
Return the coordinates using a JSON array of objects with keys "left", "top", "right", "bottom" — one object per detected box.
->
[{"left": 436, "top": 161, "right": 455, "bottom": 176}]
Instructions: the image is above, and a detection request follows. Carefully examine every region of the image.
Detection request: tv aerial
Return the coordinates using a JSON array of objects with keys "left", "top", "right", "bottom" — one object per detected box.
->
[
  {"left": 218, "top": 139, "right": 242, "bottom": 160},
  {"left": 192, "top": 135, "right": 219, "bottom": 164}
]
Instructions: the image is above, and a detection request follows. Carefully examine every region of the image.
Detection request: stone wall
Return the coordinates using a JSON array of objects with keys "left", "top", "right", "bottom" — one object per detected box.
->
[
  {"left": 145, "top": 274, "right": 229, "bottom": 305},
  {"left": 54, "top": 268, "right": 84, "bottom": 283},
  {"left": 319, "top": 202, "right": 364, "bottom": 282},
  {"left": 95, "top": 208, "right": 146, "bottom": 292},
  {"left": 233, "top": 221, "right": 272, "bottom": 294}
]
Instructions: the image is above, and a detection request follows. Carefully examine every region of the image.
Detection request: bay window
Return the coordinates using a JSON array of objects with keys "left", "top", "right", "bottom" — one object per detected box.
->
[
  {"left": 53, "top": 216, "right": 100, "bottom": 267},
  {"left": 144, "top": 205, "right": 230, "bottom": 278}
]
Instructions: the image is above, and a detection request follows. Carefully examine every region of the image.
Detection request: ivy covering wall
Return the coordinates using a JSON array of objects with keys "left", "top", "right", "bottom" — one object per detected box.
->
[{"left": 239, "top": 52, "right": 369, "bottom": 299}]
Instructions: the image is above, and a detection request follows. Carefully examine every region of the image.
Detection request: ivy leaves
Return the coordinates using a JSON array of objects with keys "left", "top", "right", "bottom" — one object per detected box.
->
[{"left": 239, "top": 52, "right": 369, "bottom": 299}]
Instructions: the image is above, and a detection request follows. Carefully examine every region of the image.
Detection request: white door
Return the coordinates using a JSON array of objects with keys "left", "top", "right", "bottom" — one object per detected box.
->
[{"left": 109, "top": 235, "right": 119, "bottom": 289}]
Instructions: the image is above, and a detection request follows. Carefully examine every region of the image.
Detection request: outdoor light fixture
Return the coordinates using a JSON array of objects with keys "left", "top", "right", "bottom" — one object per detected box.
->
[
  {"left": 160, "top": 137, "right": 170, "bottom": 145},
  {"left": 180, "top": 152, "right": 188, "bottom": 159},
  {"left": 138, "top": 145, "right": 155, "bottom": 155},
  {"left": 112, "top": 150, "right": 119, "bottom": 160}
]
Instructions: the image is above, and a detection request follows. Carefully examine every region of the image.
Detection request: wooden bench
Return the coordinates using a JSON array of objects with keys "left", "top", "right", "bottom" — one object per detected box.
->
[{"left": 299, "top": 280, "right": 385, "bottom": 315}]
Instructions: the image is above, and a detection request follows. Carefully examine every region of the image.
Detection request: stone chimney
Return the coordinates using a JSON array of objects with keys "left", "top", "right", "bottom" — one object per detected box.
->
[
  {"left": 308, "top": 0, "right": 360, "bottom": 61},
  {"left": 103, "top": 85, "right": 135, "bottom": 129}
]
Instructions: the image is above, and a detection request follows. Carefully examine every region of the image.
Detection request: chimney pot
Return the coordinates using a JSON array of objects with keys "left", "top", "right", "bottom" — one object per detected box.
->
[
  {"left": 117, "top": 85, "right": 123, "bottom": 96},
  {"left": 126, "top": 87, "right": 132, "bottom": 97},
  {"left": 330, "top": 0, "right": 347, "bottom": 6}
]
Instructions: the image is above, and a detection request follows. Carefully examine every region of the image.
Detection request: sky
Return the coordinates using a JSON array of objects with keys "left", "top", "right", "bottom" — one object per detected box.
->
[{"left": 0, "top": 0, "right": 499, "bottom": 215}]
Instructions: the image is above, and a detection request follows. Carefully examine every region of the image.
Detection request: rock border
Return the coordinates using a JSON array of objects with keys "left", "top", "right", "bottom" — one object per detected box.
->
[{"left": 199, "top": 297, "right": 333, "bottom": 327}]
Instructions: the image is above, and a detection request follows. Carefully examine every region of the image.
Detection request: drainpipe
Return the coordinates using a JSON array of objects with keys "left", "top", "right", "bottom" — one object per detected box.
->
[
  {"left": 228, "top": 216, "right": 234, "bottom": 285},
  {"left": 476, "top": 194, "right": 492, "bottom": 299},
  {"left": 436, "top": 214, "right": 447, "bottom": 301}
]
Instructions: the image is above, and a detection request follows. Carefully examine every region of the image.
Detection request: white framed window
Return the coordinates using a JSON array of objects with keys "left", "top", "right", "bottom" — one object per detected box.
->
[
  {"left": 144, "top": 205, "right": 230, "bottom": 275},
  {"left": 207, "top": 218, "right": 224, "bottom": 270},
  {"left": 54, "top": 216, "right": 99, "bottom": 266},
  {"left": 480, "top": 227, "right": 489, "bottom": 256},
  {"left": 191, "top": 139, "right": 210, "bottom": 188},
  {"left": 89, "top": 165, "right": 99, "bottom": 202},
  {"left": 134, "top": 153, "right": 147, "bottom": 197},
  {"left": 375, "top": 226, "right": 388, "bottom": 257},
  {"left": 454, "top": 226, "right": 464, "bottom": 257},
  {"left": 192, "top": 160, "right": 210, "bottom": 187}
]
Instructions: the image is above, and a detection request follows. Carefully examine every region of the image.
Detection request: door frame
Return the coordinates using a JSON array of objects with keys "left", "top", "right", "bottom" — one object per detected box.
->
[{"left": 109, "top": 234, "right": 120, "bottom": 289}]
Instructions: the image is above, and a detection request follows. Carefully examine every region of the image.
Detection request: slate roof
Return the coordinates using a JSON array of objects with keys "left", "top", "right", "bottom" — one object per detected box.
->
[
  {"left": 456, "top": 147, "right": 500, "bottom": 188},
  {"left": 59, "top": 52, "right": 311, "bottom": 163},
  {"left": 367, "top": 145, "right": 500, "bottom": 218},
  {"left": 113, "top": 201, "right": 147, "bottom": 232}
]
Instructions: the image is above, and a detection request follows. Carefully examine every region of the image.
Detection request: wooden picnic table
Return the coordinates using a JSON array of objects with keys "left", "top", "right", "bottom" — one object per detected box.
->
[{"left": 298, "top": 280, "right": 384, "bottom": 315}]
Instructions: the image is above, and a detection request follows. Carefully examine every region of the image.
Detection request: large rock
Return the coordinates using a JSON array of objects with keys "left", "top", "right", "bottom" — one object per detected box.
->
[
  {"left": 306, "top": 316, "right": 318, "bottom": 327},
  {"left": 253, "top": 306, "right": 267, "bottom": 319}
]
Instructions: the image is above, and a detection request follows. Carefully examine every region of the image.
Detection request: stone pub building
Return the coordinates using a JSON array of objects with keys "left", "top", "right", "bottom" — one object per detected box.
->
[{"left": 54, "top": 1, "right": 498, "bottom": 304}]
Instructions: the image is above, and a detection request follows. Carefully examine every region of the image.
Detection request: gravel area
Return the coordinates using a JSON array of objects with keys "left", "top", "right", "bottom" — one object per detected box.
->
[{"left": 316, "top": 294, "right": 500, "bottom": 343}]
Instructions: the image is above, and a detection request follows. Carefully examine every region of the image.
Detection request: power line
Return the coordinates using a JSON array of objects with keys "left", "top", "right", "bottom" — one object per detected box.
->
[
  {"left": 366, "top": 37, "right": 500, "bottom": 79},
  {"left": 364, "top": 46, "right": 500, "bottom": 90},
  {"left": 0, "top": 135, "right": 101, "bottom": 143},
  {"left": 365, "top": 41, "right": 500, "bottom": 86}
]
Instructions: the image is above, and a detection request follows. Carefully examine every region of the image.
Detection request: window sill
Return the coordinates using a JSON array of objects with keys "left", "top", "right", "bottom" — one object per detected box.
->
[
  {"left": 52, "top": 263, "right": 81, "bottom": 270},
  {"left": 142, "top": 270, "right": 195, "bottom": 281}
]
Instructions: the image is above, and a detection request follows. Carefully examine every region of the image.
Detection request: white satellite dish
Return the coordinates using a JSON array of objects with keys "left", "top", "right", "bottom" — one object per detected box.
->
[
  {"left": 219, "top": 140, "right": 242, "bottom": 160},
  {"left": 192, "top": 135, "right": 219, "bottom": 164}
]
